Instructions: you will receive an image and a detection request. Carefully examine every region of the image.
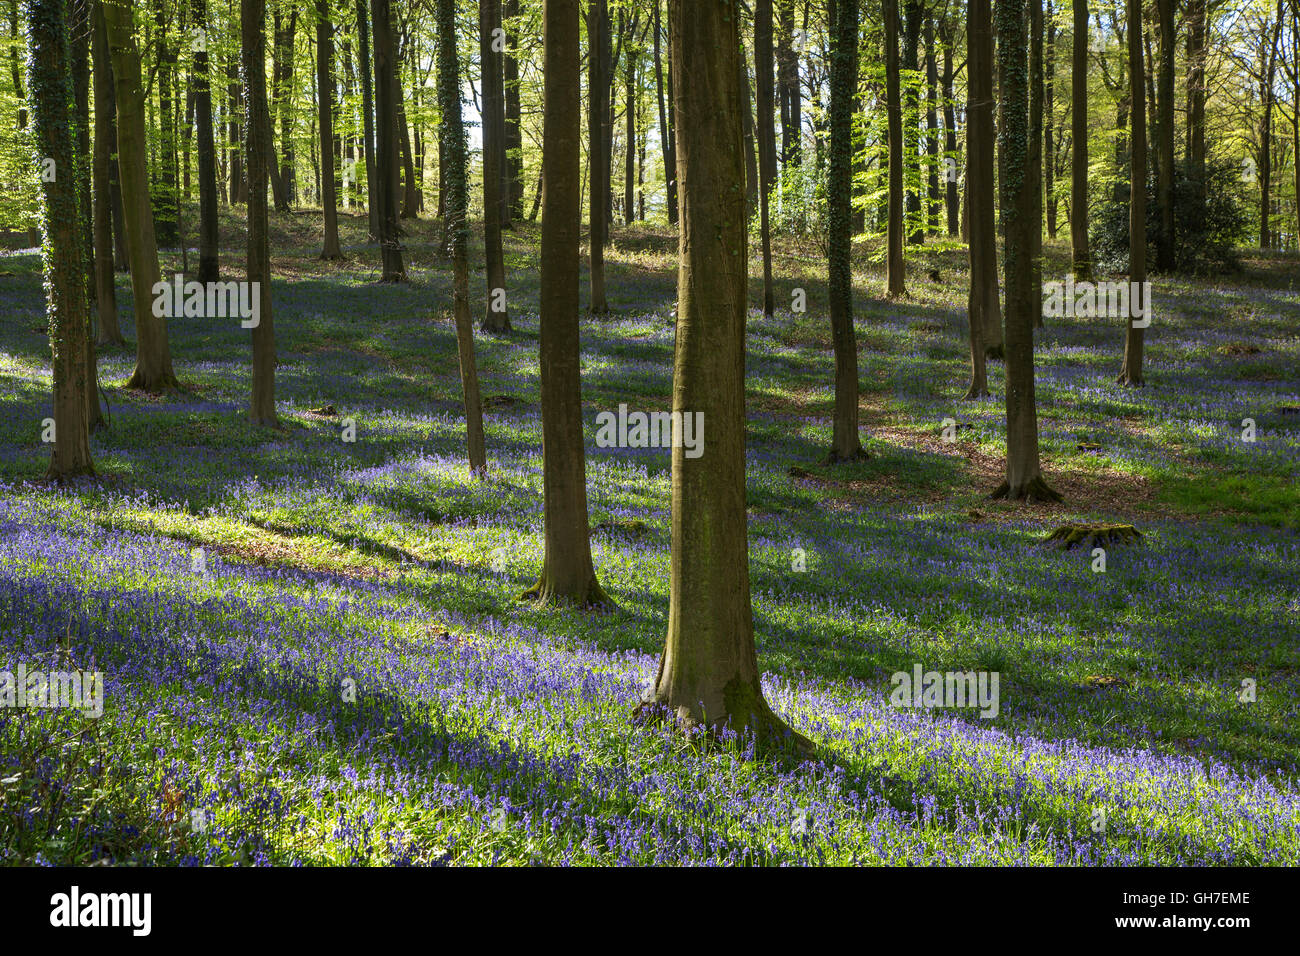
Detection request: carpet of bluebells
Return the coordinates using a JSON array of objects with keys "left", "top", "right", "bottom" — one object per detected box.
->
[{"left": 1, "top": 218, "right": 1298, "bottom": 865}]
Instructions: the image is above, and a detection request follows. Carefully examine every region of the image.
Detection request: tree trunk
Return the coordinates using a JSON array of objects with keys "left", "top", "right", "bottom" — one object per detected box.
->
[
  {"left": 826, "top": 0, "right": 865, "bottom": 462},
  {"left": 104, "top": 0, "right": 177, "bottom": 392},
  {"left": 522, "top": 0, "right": 609, "bottom": 607},
  {"left": 924, "top": 18, "right": 939, "bottom": 236},
  {"left": 884, "top": 0, "right": 906, "bottom": 296},
  {"left": 1186, "top": 0, "right": 1206, "bottom": 215},
  {"left": 68, "top": 0, "right": 101, "bottom": 432},
  {"left": 740, "top": 38, "right": 758, "bottom": 217},
  {"left": 653, "top": 0, "right": 677, "bottom": 224},
  {"left": 371, "top": 0, "right": 405, "bottom": 280},
  {"left": 965, "top": 0, "right": 995, "bottom": 398},
  {"left": 1070, "top": 0, "right": 1090, "bottom": 278},
  {"left": 436, "top": 0, "right": 487, "bottom": 475},
  {"left": 153, "top": 0, "right": 178, "bottom": 246},
  {"left": 756, "top": 0, "right": 775, "bottom": 317},
  {"left": 642, "top": 0, "right": 809, "bottom": 755},
  {"left": 776, "top": 0, "right": 800, "bottom": 167},
  {"left": 480, "top": 0, "right": 511, "bottom": 330},
  {"left": 623, "top": 13, "right": 638, "bottom": 223},
  {"left": 992, "top": 0, "right": 1059, "bottom": 501},
  {"left": 29, "top": 0, "right": 94, "bottom": 478},
  {"left": 272, "top": 8, "right": 298, "bottom": 205},
  {"left": 193, "top": 0, "right": 220, "bottom": 281},
  {"left": 1259, "top": 1, "right": 1284, "bottom": 249},
  {"left": 1045, "top": 1, "right": 1056, "bottom": 238},
  {"left": 1117, "top": 0, "right": 1146, "bottom": 387},
  {"left": 1029, "top": 0, "right": 1043, "bottom": 329},
  {"left": 941, "top": 26, "right": 959, "bottom": 237},
  {"left": 91, "top": 0, "right": 122, "bottom": 345},
  {"left": 1154, "top": 0, "right": 1174, "bottom": 270},
  {"left": 316, "top": 0, "right": 342, "bottom": 258},
  {"left": 587, "top": 0, "right": 608, "bottom": 312},
  {"left": 398, "top": 95, "right": 418, "bottom": 217},
  {"left": 356, "top": 0, "right": 378, "bottom": 239},
  {"left": 902, "top": 1, "right": 922, "bottom": 243},
  {"left": 244, "top": 0, "right": 277, "bottom": 425},
  {"left": 227, "top": 54, "right": 246, "bottom": 204},
  {"left": 9, "top": 0, "right": 26, "bottom": 129},
  {"left": 503, "top": 0, "right": 523, "bottom": 221}
]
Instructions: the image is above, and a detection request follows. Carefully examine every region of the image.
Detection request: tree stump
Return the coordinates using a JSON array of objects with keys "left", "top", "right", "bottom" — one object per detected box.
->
[{"left": 1042, "top": 523, "right": 1143, "bottom": 550}]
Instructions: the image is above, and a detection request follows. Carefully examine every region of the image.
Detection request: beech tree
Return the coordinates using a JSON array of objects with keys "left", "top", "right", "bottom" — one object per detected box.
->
[
  {"left": 884, "top": 0, "right": 906, "bottom": 296},
  {"left": 437, "top": 0, "right": 487, "bottom": 475},
  {"left": 1071, "top": 0, "right": 1090, "bottom": 279},
  {"left": 1117, "top": 0, "right": 1146, "bottom": 387},
  {"left": 194, "top": 0, "right": 220, "bottom": 282},
  {"left": 371, "top": 0, "right": 404, "bottom": 280},
  {"left": 522, "top": 0, "right": 607, "bottom": 607},
  {"left": 90, "top": 0, "right": 121, "bottom": 345},
  {"left": 103, "top": 0, "right": 178, "bottom": 392},
  {"left": 826, "top": 0, "right": 865, "bottom": 462},
  {"left": 992, "top": 0, "right": 1060, "bottom": 501},
  {"left": 480, "top": 0, "right": 510, "bottom": 331},
  {"left": 965, "top": 0, "right": 997, "bottom": 398},
  {"left": 244, "top": 0, "right": 277, "bottom": 425},
  {"left": 755, "top": 0, "right": 775, "bottom": 318},
  {"left": 316, "top": 0, "right": 342, "bottom": 259},
  {"left": 639, "top": 0, "right": 810, "bottom": 754},
  {"left": 28, "top": 0, "right": 93, "bottom": 478},
  {"left": 587, "top": 0, "right": 608, "bottom": 313}
]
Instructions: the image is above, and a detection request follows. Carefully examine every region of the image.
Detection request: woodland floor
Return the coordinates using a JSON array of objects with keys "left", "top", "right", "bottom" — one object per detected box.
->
[{"left": 0, "top": 208, "right": 1297, "bottom": 864}]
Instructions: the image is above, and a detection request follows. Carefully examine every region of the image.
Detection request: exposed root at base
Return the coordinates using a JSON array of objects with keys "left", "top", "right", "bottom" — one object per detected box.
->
[
  {"left": 519, "top": 578, "right": 616, "bottom": 612},
  {"left": 823, "top": 446, "right": 869, "bottom": 464},
  {"left": 631, "top": 698, "right": 816, "bottom": 761},
  {"left": 989, "top": 475, "right": 1064, "bottom": 503}
]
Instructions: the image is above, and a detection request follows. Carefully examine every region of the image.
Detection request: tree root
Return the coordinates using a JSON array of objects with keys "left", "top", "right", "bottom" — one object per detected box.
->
[
  {"left": 632, "top": 697, "right": 817, "bottom": 762},
  {"left": 823, "top": 446, "right": 869, "bottom": 464},
  {"left": 989, "top": 475, "right": 1063, "bottom": 503},
  {"left": 519, "top": 576, "right": 616, "bottom": 611}
]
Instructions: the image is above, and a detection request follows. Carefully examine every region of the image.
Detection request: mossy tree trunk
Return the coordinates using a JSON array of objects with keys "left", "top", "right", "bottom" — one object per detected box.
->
[
  {"left": 479, "top": 0, "right": 510, "bottom": 331},
  {"left": 992, "top": 0, "right": 1060, "bottom": 502},
  {"left": 826, "top": 0, "right": 865, "bottom": 462},
  {"left": 641, "top": 0, "right": 809, "bottom": 755},
  {"left": 964, "top": 0, "right": 995, "bottom": 399},
  {"left": 28, "top": 0, "right": 94, "bottom": 478},
  {"left": 1117, "top": 0, "right": 1146, "bottom": 388},
  {"left": 243, "top": 0, "right": 277, "bottom": 426},
  {"left": 521, "top": 0, "right": 608, "bottom": 607},
  {"left": 104, "top": 0, "right": 178, "bottom": 393},
  {"left": 437, "top": 0, "right": 486, "bottom": 476},
  {"left": 67, "top": 0, "right": 102, "bottom": 432}
]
